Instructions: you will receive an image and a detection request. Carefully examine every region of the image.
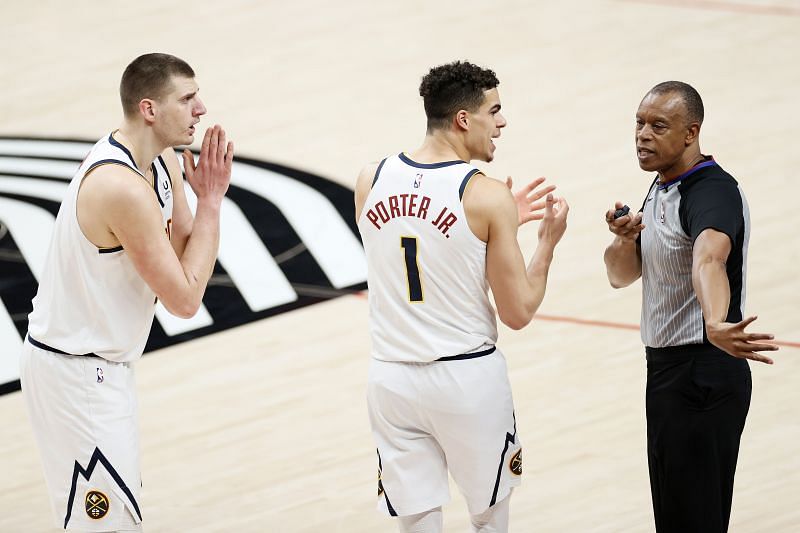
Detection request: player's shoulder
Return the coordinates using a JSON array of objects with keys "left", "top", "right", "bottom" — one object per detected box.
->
[
  {"left": 356, "top": 159, "right": 386, "bottom": 190},
  {"left": 85, "top": 163, "right": 156, "bottom": 205},
  {"left": 462, "top": 173, "right": 512, "bottom": 208}
]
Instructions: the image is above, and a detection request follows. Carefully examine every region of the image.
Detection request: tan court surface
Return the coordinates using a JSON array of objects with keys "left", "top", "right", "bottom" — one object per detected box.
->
[{"left": 1, "top": 1, "right": 798, "bottom": 531}]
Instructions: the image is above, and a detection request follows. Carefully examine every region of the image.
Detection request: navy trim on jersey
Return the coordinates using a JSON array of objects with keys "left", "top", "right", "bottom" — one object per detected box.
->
[
  {"left": 86, "top": 158, "right": 139, "bottom": 176},
  {"left": 157, "top": 155, "right": 173, "bottom": 186},
  {"left": 372, "top": 157, "right": 387, "bottom": 188},
  {"left": 436, "top": 345, "right": 496, "bottom": 361},
  {"left": 151, "top": 162, "right": 165, "bottom": 208},
  {"left": 490, "top": 412, "right": 517, "bottom": 506},
  {"left": 107, "top": 133, "right": 140, "bottom": 171},
  {"left": 98, "top": 245, "right": 124, "bottom": 254},
  {"left": 27, "top": 334, "right": 100, "bottom": 358},
  {"left": 458, "top": 168, "right": 481, "bottom": 201},
  {"left": 64, "top": 447, "right": 143, "bottom": 529},
  {"left": 657, "top": 157, "right": 717, "bottom": 191},
  {"left": 398, "top": 152, "right": 465, "bottom": 169}
]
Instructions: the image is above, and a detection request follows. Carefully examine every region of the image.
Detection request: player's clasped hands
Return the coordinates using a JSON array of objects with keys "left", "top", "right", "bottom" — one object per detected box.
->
[
  {"left": 605, "top": 200, "right": 644, "bottom": 242},
  {"left": 182, "top": 124, "right": 234, "bottom": 202}
]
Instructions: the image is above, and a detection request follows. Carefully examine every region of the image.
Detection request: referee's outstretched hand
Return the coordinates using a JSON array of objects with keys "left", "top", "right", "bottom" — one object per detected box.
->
[{"left": 706, "top": 316, "right": 779, "bottom": 364}]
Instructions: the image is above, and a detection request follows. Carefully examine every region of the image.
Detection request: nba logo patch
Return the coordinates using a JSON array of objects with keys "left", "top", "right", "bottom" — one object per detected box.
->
[
  {"left": 85, "top": 490, "right": 109, "bottom": 519},
  {"left": 96, "top": 368, "right": 104, "bottom": 384},
  {"left": 413, "top": 173, "right": 423, "bottom": 188}
]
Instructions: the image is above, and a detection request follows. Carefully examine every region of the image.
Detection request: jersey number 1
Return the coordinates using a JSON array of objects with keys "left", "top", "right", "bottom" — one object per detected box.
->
[{"left": 401, "top": 236, "right": 423, "bottom": 302}]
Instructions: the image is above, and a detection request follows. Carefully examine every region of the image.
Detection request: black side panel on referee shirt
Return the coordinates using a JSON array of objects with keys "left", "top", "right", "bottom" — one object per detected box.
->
[{"left": 678, "top": 165, "right": 746, "bottom": 326}]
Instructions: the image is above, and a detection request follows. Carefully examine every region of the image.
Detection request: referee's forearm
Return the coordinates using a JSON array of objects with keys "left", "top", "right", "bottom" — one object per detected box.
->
[
  {"left": 604, "top": 238, "right": 641, "bottom": 288},
  {"left": 693, "top": 258, "right": 731, "bottom": 325}
]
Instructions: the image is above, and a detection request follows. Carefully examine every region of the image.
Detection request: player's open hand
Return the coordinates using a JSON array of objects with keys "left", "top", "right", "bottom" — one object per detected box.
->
[
  {"left": 706, "top": 315, "right": 779, "bottom": 364},
  {"left": 605, "top": 201, "right": 644, "bottom": 242},
  {"left": 537, "top": 193, "right": 569, "bottom": 246},
  {"left": 506, "top": 176, "right": 556, "bottom": 226},
  {"left": 182, "top": 125, "right": 234, "bottom": 203}
]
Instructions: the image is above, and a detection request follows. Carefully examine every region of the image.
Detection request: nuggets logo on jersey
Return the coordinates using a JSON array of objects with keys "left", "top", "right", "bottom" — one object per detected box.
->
[
  {"left": 85, "top": 490, "right": 109, "bottom": 519},
  {"left": 509, "top": 449, "right": 522, "bottom": 476}
]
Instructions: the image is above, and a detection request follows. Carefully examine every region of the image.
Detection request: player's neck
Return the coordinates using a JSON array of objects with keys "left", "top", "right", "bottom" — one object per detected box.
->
[
  {"left": 115, "top": 122, "right": 167, "bottom": 173},
  {"left": 410, "top": 131, "right": 470, "bottom": 164},
  {"left": 658, "top": 147, "right": 704, "bottom": 183}
]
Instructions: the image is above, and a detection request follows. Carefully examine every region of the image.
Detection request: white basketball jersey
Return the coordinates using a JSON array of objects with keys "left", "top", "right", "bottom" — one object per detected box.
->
[
  {"left": 27, "top": 132, "right": 174, "bottom": 362},
  {"left": 357, "top": 153, "right": 498, "bottom": 363}
]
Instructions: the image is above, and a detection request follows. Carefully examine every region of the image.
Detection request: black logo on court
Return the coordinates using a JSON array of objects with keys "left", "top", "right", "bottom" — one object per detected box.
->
[
  {"left": 509, "top": 449, "right": 522, "bottom": 476},
  {"left": 85, "top": 490, "right": 109, "bottom": 519},
  {"left": 0, "top": 136, "right": 367, "bottom": 395}
]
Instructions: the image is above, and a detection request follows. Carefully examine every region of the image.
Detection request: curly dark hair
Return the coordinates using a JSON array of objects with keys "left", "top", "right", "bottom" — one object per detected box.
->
[
  {"left": 419, "top": 61, "right": 499, "bottom": 132},
  {"left": 647, "top": 81, "right": 704, "bottom": 125},
  {"left": 120, "top": 53, "right": 195, "bottom": 118}
]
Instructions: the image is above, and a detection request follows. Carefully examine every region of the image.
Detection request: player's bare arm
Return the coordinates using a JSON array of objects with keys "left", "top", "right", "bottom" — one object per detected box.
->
[
  {"left": 603, "top": 201, "right": 644, "bottom": 288},
  {"left": 465, "top": 175, "right": 568, "bottom": 330},
  {"left": 354, "top": 161, "right": 380, "bottom": 221},
  {"left": 692, "top": 228, "right": 779, "bottom": 364},
  {"left": 85, "top": 126, "right": 231, "bottom": 318},
  {"left": 162, "top": 147, "right": 193, "bottom": 259}
]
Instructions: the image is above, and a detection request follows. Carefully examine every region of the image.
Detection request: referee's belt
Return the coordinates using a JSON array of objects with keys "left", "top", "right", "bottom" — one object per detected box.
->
[
  {"left": 436, "top": 345, "right": 496, "bottom": 361},
  {"left": 27, "top": 334, "right": 101, "bottom": 358}
]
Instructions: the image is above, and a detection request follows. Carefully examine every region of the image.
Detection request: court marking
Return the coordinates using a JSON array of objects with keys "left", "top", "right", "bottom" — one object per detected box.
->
[
  {"left": 353, "top": 292, "right": 799, "bottom": 349},
  {"left": 619, "top": 0, "right": 800, "bottom": 17}
]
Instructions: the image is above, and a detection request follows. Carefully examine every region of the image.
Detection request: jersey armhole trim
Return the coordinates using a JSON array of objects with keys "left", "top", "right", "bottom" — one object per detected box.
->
[
  {"left": 371, "top": 157, "right": 388, "bottom": 188},
  {"left": 459, "top": 168, "right": 482, "bottom": 201}
]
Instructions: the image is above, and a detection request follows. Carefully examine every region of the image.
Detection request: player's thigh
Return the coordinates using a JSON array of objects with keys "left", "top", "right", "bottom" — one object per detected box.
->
[
  {"left": 21, "top": 344, "right": 142, "bottom": 530},
  {"left": 368, "top": 359, "right": 450, "bottom": 516},
  {"left": 425, "top": 351, "right": 521, "bottom": 515}
]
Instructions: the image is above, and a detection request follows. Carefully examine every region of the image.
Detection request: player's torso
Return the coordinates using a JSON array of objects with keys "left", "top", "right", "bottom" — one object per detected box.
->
[
  {"left": 27, "top": 133, "right": 174, "bottom": 362},
  {"left": 357, "top": 153, "right": 497, "bottom": 363}
]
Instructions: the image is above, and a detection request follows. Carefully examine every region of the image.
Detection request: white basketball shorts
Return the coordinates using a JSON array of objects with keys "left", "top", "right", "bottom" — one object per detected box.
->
[
  {"left": 20, "top": 339, "right": 143, "bottom": 531},
  {"left": 368, "top": 348, "right": 522, "bottom": 517}
]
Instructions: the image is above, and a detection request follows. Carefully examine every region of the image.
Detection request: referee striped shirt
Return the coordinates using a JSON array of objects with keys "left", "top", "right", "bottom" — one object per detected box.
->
[{"left": 639, "top": 157, "right": 750, "bottom": 349}]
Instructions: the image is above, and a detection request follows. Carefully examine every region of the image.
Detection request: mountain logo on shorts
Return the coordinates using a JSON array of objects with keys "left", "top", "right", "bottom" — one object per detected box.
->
[
  {"left": 509, "top": 449, "right": 522, "bottom": 476},
  {"left": 85, "top": 490, "right": 109, "bottom": 519},
  {"left": 0, "top": 136, "right": 368, "bottom": 395}
]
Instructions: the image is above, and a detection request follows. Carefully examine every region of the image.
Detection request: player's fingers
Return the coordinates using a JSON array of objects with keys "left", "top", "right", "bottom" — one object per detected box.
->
[
  {"left": 182, "top": 149, "right": 195, "bottom": 177},
  {"left": 505, "top": 176, "right": 513, "bottom": 189},
  {"left": 225, "top": 141, "right": 234, "bottom": 170},
  {"left": 523, "top": 176, "right": 546, "bottom": 194},
  {"left": 217, "top": 127, "right": 226, "bottom": 162},
  {"left": 529, "top": 184, "right": 556, "bottom": 201},
  {"left": 200, "top": 127, "right": 212, "bottom": 157}
]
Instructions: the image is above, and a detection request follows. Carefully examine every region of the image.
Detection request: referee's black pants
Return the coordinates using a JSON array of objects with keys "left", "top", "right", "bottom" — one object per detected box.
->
[{"left": 646, "top": 347, "right": 751, "bottom": 533}]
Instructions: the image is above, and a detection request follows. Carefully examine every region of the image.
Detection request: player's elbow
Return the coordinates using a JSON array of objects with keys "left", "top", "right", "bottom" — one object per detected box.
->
[
  {"left": 498, "top": 308, "right": 534, "bottom": 330},
  {"left": 161, "top": 294, "right": 202, "bottom": 319}
]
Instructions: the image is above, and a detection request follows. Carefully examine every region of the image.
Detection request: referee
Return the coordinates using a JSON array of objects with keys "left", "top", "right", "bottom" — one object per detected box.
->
[{"left": 603, "top": 81, "right": 779, "bottom": 533}]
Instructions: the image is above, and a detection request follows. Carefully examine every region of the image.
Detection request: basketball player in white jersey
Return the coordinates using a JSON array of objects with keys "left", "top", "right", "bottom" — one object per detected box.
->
[
  {"left": 20, "top": 53, "right": 233, "bottom": 532},
  {"left": 355, "top": 61, "right": 569, "bottom": 532}
]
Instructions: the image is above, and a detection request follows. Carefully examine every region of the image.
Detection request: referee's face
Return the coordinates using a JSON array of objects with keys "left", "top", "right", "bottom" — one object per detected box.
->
[{"left": 635, "top": 91, "right": 693, "bottom": 179}]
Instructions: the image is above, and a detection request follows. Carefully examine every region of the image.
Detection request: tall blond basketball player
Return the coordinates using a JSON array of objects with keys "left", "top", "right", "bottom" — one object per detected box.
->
[
  {"left": 355, "top": 61, "right": 569, "bottom": 533},
  {"left": 20, "top": 53, "right": 233, "bottom": 532}
]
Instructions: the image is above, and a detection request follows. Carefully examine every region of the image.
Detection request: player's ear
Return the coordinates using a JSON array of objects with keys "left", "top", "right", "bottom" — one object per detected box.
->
[
  {"left": 139, "top": 99, "right": 157, "bottom": 124},
  {"left": 455, "top": 110, "right": 469, "bottom": 131}
]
